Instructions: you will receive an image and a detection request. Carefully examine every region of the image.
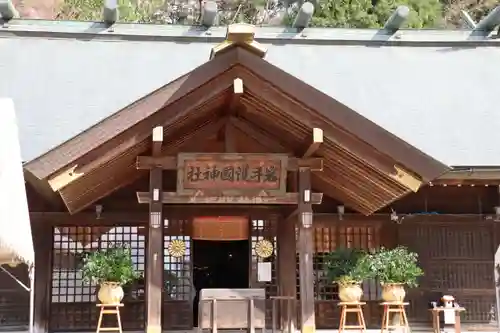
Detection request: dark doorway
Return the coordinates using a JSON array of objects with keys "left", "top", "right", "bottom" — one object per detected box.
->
[{"left": 192, "top": 240, "right": 250, "bottom": 326}]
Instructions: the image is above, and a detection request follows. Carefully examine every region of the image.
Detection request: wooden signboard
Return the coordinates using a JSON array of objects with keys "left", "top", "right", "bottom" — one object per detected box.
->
[{"left": 177, "top": 153, "right": 288, "bottom": 196}]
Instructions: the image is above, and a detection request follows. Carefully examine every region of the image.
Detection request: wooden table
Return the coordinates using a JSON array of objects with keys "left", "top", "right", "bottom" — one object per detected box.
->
[{"left": 429, "top": 307, "right": 466, "bottom": 333}]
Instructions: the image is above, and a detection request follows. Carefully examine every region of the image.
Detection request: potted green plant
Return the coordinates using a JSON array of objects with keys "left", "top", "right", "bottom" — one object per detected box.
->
[
  {"left": 81, "top": 243, "right": 140, "bottom": 304},
  {"left": 368, "top": 246, "right": 423, "bottom": 302},
  {"left": 324, "top": 248, "right": 371, "bottom": 302}
]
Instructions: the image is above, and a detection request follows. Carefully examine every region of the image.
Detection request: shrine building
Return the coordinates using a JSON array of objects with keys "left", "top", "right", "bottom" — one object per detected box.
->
[{"left": 2, "top": 3, "right": 500, "bottom": 333}]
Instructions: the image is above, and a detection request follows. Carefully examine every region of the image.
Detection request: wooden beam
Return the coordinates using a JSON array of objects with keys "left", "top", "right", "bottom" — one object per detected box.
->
[
  {"left": 303, "top": 128, "right": 323, "bottom": 158},
  {"left": 31, "top": 212, "right": 483, "bottom": 227},
  {"left": 136, "top": 192, "right": 323, "bottom": 205},
  {"left": 146, "top": 126, "right": 163, "bottom": 333},
  {"left": 30, "top": 212, "right": 148, "bottom": 225},
  {"left": 297, "top": 168, "right": 315, "bottom": 333},
  {"left": 136, "top": 155, "right": 323, "bottom": 171}
]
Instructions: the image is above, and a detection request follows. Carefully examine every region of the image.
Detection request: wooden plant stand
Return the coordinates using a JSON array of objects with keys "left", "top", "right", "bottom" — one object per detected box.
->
[
  {"left": 380, "top": 302, "right": 409, "bottom": 333},
  {"left": 338, "top": 302, "right": 366, "bottom": 333},
  {"left": 96, "top": 304, "right": 123, "bottom": 333}
]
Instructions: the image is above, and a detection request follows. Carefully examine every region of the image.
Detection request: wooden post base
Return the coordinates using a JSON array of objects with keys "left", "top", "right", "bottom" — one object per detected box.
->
[
  {"left": 338, "top": 302, "right": 366, "bottom": 333},
  {"left": 96, "top": 304, "right": 124, "bottom": 333},
  {"left": 380, "top": 302, "right": 409, "bottom": 333}
]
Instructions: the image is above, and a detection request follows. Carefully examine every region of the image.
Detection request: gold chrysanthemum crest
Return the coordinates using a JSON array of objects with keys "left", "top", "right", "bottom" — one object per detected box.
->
[
  {"left": 255, "top": 239, "right": 274, "bottom": 258},
  {"left": 168, "top": 240, "right": 186, "bottom": 257}
]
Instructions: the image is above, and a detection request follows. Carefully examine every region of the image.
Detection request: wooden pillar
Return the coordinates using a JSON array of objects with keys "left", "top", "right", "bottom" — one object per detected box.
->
[
  {"left": 277, "top": 214, "right": 297, "bottom": 331},
  {"left": 33, "top": 224, "right": 52, "bottom": 333},
  {"left": 146, "top": 126, "right": 164, "bottom": 333},
  {"left": 298, "top": 168, "right": 315, "bottom": 333}
]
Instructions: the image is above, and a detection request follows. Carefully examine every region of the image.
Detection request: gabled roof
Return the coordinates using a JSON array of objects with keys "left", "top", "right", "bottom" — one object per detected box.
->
[
  {"left": 23, "top": 44, "right": 448, "bottom": 215},
  {"left": 2, "top": 24, "right": 500, "bottom": 166}
]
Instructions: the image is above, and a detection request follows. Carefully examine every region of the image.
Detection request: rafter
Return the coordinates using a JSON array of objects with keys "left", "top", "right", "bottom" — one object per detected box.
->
[
  {"left": 152, "top": 126, "right": 163, "bottom": 156},
  {"left": 303, "top": 128, "right": 323, "bottom": 158}
]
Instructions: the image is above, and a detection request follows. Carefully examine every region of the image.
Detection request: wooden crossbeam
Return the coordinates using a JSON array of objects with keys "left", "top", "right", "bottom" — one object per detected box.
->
[
  {"left": 136, "top": 156, "right": 323, "bottom": 171},
  {"left": 303, "top": 128, "right": 323, "bottom": 158},
  {"left": 136, "top": 192, "right": 323, "bottom": 205}
]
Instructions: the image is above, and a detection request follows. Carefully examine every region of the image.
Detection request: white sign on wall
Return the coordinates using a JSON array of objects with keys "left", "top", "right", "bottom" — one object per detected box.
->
[{"left": 257, "top": 262, "right": 272, "bottom": 282}]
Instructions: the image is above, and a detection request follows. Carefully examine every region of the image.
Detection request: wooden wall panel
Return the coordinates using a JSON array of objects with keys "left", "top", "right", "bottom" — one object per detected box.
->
[
  {"left": 397, "top": 218, "right": 497, "bottom": 328},
  {"left": 306, "top": 220, "right": 382, "bottom": 328}
]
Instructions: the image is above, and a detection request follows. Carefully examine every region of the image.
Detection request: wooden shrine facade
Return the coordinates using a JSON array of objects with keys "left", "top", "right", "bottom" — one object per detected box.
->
[
  {"left": 8, "top": 23, "right": 497, "bottom": 333},
  {"left": 15, "top": 191, "right": 500, "bottom": 332}
]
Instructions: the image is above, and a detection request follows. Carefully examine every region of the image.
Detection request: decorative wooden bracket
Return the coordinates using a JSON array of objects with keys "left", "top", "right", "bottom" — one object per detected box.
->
[{"left": 390, "top": 165, "right": 423, "bottom": 192}]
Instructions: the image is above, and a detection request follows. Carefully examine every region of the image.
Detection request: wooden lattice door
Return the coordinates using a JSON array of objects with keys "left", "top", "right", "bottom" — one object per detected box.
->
[
  {"left": 50, "top": 226, "right": 146, "bottom": 331},
  {"left": 296, "top": 221, "right": 382, "bottom": 328},
  {"left": 163, "top": 217, "right": 193, "bottom": 330},
  {"left": 250, "top": 212, "right": 279, "bottom": 327}
]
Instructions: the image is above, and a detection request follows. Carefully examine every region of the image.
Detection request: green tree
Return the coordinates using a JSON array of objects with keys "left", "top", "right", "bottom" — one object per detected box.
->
[
  {"left": 310, "top": 0, "right": 444, "bottom": 28},
  {"left": 57, "top": 0, "right": 167, "bottom": 23}
]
